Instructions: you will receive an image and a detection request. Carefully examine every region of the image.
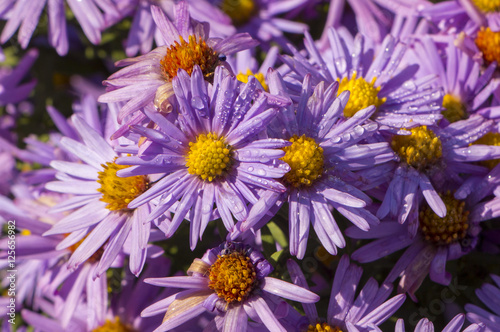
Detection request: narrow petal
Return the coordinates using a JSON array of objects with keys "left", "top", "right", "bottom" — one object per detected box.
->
[{"left": 261, "top": 277, "right": 319, "bottom": 303}]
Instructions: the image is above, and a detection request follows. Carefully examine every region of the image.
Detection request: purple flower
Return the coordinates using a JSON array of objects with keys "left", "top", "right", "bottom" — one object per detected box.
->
[
  {"left": 280, "top": 27, "right": 444, "bottom": 130},
  {"left": 185, "top": 0, "right": 309, "bottom": 50},
  {"left": 378, "top": 116, "right": 500, "bottom": 227},
  {"left": 287, "top": 255, "right": 406, "bottom": 331},
  {"left": 116, "top": 65, "right": 291, "bottom": 249},
  {"left": 321, "top": 0, "right": 430, "bottom": 45},
  {"left": 395, "top": 313, "right": 485, "bottom": 332},
  {"left": 421, "top": 0, "right": 500, "bottom": 33},
  {"left": 141, "top": 241, "right": 319, "bottom": 332},
  {"left": 113, "top": 0, "right": 175, "bottom": 57},
  {"left": 348, "top": 189, "right": 492, "bottom": 300},
  {"left": 408, "top": 36, "right": 499, "bottom": 123},
  {"left": 466, "top": 274, "right": 500, "bottom": 332},
  {"left": 239, "top": 70, "right": 393, "bottom": 259},
  {"left": 98, "top": 2, "right": 258, "bottom": 123},
  {"left": 0, "top": 187, "right": 109, "bottom": 328},
  {"left": 42, "top": 109, "right": 164, "bottom": 277},
  {"left": 0, "top": 48, "right": 38, "bottom": 107},
  {"left": 0, "top": 0, "right": 119, "bottom": 55},
  {"left": 22, "top": 256, "right": 172, "bottom": 331}
]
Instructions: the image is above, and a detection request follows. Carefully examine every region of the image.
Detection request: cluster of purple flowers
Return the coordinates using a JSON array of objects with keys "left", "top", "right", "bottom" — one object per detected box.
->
[{"left": 1, "top": 0, "right": 500, "bottom": 331}]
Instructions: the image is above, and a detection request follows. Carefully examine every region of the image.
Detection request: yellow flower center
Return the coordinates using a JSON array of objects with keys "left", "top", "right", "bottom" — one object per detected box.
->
[
  {"left": 419, "top": 192, "right": 469, "bottom": 246},
  {"left": 160, "top": 35, "right": 220, "bottom": 82},
  {"left": 471, "top": 0, "right": 500, "bottom": 12},
  {"left": 306, "top": 323, "right": 343, "bottom": 332},
  {"left": 236, "top": 69, "right": 268, "bottom": 91},
  {"left": 97, "top": 162, "right": 148, "bottom": 212},
  {"left": 337, "top": 72, "right": 386, "bottom": 117},
  {"left": 92, "top": 318, "right": 135, "bottom": 332},
  {"left": 21, "top": 229, "right": 31, "bottom": 236},
  {"left": 220, "top": 0, "right": 257, "bottom": 26},
  {"left": 208, "top": 251, "right": 257, "bottom": 304},
  {"left": 391, "top": 126, "right": 442, "bottom": 170},
  {"left": 472, "top": 132, "right": 500, "bottom": 169},
  {"left": 186, "top": 132, "right": 233, "bottom": 182},
  {"left": 475, "top": 27, "right": 500, "bottom": 65},
  {"left": 442, "top": 94, "right": 467, "bottom": 123},
  {"left": 281, "top": 135, "right": 324, "bottom": 187}
]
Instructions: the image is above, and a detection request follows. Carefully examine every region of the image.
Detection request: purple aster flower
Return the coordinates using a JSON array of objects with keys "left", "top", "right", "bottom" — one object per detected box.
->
[
  {"left": 22, "top": 255, "right": 172, "bottom": 331},
  {"left": 229, "top": 46, "right": 280, "bottom": 92},
  {"left": 0, "top": 48, "right": 38, "bottom": 107},
  {"left": 42, "top": 109, "right": 164, "bottom": 277},
  {"left": 0, "top": 186, "right": 111, "bottom": 328},
  {"left": 287, "top": 255, "right": 406, "bottom": 331},
  {"left": 347, "top": 188, "right": 493, "bottom": 300},
  {"left": 466, "top": 274, "right": 500, "bottom": 331},
  {"left": 239, "top": 70, "right": 394, "bottom": 259},
  {"left": 185, "top": 0, "right": 309, "bottom": 50},
  {"left": 421, "top": 0, "right": 500, "bottom": 33},
  {"left": 408, "top": 36, "right": 499, "bottom": 124},
  {"left": 98, "top": 2, "right": 258, "bottom": 124},
  {"left": 395, "top": 313, "right": 485, "bottom": 332},
  {"left": 280, "top": 27, "right": 444, "bottom": 130},
  {"left": 378, "top": 116, "right": 500, "bottom": 227},
  {"left": 0, "top": 0, "right": 119, "bottom": 56},
  {"left": 141, "top": 241, "right": 319, "bottom": 332},
  {"left": 116, "top": 64, "right": 291, "bottom": 249}
]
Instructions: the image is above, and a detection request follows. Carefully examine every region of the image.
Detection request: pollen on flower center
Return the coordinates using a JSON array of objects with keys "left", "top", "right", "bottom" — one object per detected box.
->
[
  {"left": 281, "top": 134, "right": 324, "bottom": 187},
  {"left": 442, "top": 94, "right": 467, "bottom": 123},
  {"left": 160, "top": 35, "right": 220, "bottom": 82},
  {"left": 186, "top": 132, "right": 233, "bottom": 182},
  {"left": 220, "top": 0, "right": 257, "bottom": 26},
  {"left": 97, "top": 162, "right": 148, "bottom": 212},
  {"left": 237, "top": 69, "right": 268, "bottom": 91},
  {"left": 337, "top": 72, "right": 386, "bottom": 117},
  {"left": 92, "top": 317, "right": 135, "bottom": 332},
  {"left": 208, "top": 251, "right": 257, "bottom": 304},
  {"left": 471, "top": 0, "right": 500, "bottom": 13},
  {"left": 306, "top": 322, "right": 344, "bottom": 332},
  {"left": 472, "top": 132, "right": 500, "bottom": 169},
  {"left": 475, "top": 27, "right": 500, "bottom": 65},
  {"left": 420, "top": 192, "right": 469, "bottom": 246},
  {"left": 391, "top": 126, "right": 442, "bottom": 170}
]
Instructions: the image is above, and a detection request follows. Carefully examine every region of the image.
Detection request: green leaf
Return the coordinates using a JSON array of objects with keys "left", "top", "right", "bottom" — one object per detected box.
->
[{"left": 267, "top": 221, "right": 288, "bottom": 248}]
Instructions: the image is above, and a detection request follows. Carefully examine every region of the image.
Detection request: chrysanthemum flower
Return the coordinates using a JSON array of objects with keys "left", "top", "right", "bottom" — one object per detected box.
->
[
  {"left": 239, "top": 70, "right": 394, "bottom": 259},
  {"left": 466, "top": 274, "right": 500, "bottom": 331},
  {"left": 0, "top": 0, "right": 119, "bottom": 56},
  {"left": 287, "top": 255, "right": 406, "bottom": 331},
  {"left": 280, "top": 27, "right": 444, "bottom": 130},
  {"left": 43, "top": 107, "right": 163, "bottom": 277},
  {"left": 395, "top": 313, "right": 485, "bottom": 332},
  {"left": 98, "top": 2, "right": 258, "bottom": 123},
  {"left": 141, "top": 241, "right": 319, "bottom": 332},
  {"left": 378, "top": 115, "right": 500, "bottom": 226},
  {"left": 116, "top": 65, "right": 291, "bottom": 249},
  {"left": 348, "top": 189, "right": 492, "bottom": 300}
]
